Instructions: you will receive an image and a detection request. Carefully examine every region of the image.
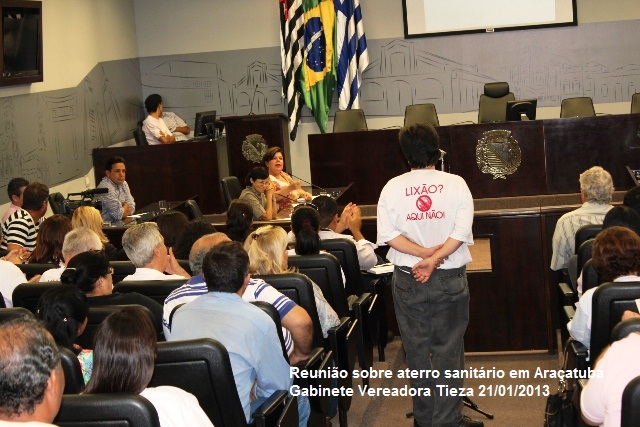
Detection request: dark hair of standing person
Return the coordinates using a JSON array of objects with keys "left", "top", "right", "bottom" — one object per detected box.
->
[
  {"left": 29, "top": 214, "right": 73, "bottom": 264},
  {"left": 36, "top": 286, "right": 88, "bottom": 352},
  {"left": 398, "top": 123, "right": 441, "bottom": 169},
  {"left": 60, "top": 250, "right": 110, "bottom": 294},
  {"left": 226, "top": 201, "right": 254, "bottom": 243},
  {"left": 291, "top": 205, "right": 320, "bottom": 255},
  {"left": 155, "top": 211, "right": 189, "bottom": 249},
  {"left": 84, "top": 306, "right": 156, "bottom": 394}
]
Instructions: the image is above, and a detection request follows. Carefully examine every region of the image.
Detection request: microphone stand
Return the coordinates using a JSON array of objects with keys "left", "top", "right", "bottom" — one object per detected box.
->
[{"left": 289, "top": 173, "right": 338, "bottom": 198}]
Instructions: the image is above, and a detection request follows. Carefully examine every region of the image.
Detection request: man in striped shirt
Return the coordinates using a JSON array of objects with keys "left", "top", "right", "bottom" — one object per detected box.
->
[
  {"left": 1, "top": 182, "right": 49, "bottom": 252},
  {"left": 550, "top": 166, "right": 614, "bottom": 271},
  {"left": 163, "top": 232, "right": 313, "bottom": 365}
]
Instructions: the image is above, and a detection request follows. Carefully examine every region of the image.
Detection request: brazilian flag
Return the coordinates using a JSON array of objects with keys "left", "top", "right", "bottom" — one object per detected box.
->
[{"left": 301, "top": 0, "right": 336, "bottom": 133}]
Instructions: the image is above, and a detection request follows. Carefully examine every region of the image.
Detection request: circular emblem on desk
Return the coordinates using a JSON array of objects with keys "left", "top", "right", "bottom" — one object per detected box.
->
[
  {"left": 241, "top": 134, "right": 268, "bottom": 164},
  {"left": 416, "top": 195, "right": 432, "bottom": 212},
  {"left": 476, "top": 130, "right": 522, "bottom": 179}
]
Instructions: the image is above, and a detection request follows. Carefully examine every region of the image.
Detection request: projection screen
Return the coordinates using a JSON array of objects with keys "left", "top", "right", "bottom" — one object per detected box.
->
[{"left": 402, "top": 0, "right": 577, "bottom": 38}]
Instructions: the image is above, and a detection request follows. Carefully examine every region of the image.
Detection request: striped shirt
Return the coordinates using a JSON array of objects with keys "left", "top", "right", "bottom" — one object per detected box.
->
[
  {"left": 550, "top": 202, "right": 612, "bottom": 270},
  {"left": 0, "top": 208, "right": 41, "bottom": 251},
  {"left": 162, "top": 276, "right": 296, "bottom": 354},
  {"left": 96, "top": 176, "right": 135, "bottom": 223}
]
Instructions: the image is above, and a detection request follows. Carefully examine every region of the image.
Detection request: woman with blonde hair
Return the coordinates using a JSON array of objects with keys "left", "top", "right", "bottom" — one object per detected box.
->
[
  {"left": 244, "top": 225, "right": 339, "bottom": 337},
  {"left": 71, "top": 206, "right": 118, "bottom": 260}
]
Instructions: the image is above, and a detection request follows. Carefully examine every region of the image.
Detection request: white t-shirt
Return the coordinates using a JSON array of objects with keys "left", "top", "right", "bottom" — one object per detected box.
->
[
  {"left": 140, "top": 386, "right": 213, "bottom": 427},
  {"left": 142, "top": 115, "right": 173, "bottom": 145},
  {"left": 377, "top": 168, "right": 474, "bottom": 269}
]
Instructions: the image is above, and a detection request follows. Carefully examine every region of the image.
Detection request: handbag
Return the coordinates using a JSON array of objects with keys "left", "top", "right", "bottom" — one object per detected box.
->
[{"left": 544, "top": 343, "right": 576, "bottom": 427}]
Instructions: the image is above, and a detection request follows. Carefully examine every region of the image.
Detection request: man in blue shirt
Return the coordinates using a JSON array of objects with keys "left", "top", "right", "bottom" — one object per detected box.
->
[
  {"left": 169, "top": 241, "right": 309, "bottom": 426},
  {"left": 96, "top": 156, "right": 135, "bottom": 224}
]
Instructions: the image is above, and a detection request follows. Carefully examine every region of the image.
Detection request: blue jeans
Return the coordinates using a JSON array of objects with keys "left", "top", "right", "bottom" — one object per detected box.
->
[
  {"left": 251, "top": 394, "right": 310, "bottom": 427},
  {"left": 393, "top": 265, "right": 469, "bottom": 427}
]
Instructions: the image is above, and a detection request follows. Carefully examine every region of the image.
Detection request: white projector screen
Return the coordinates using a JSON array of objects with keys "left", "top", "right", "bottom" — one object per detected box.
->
[{"left": 402, "top": 0, "right": 577, "bottom": 38}]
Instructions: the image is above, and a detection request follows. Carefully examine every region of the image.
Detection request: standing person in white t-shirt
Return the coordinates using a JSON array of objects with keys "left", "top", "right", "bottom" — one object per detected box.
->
[
  {"left": 377, "top": 124, "right": 481, "bottom": 427},
  {"left": 141, "top": 94, "right": 177, "bottom": 145}
]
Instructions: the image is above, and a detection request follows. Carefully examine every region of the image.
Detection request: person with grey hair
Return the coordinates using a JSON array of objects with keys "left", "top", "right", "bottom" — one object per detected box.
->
[
  {"left": 550, "top": 166, "right": 614, "bottom": 271},
  {"left": 39, "top": 227, "right": 103, "bottom": 282},
  {"left": 121, "top": 222, "right": 190, "bottom": 281},
  {"left": 0, "top": 316, "right": 65, "bottom": 425},
  {"left": 162, "top": 232, "right": 313, "bottom": 366}
]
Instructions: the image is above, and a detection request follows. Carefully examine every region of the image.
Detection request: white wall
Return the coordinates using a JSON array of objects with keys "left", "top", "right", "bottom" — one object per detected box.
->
[{"left": 0, "top": 0, "right": 139, "bottom": 98}]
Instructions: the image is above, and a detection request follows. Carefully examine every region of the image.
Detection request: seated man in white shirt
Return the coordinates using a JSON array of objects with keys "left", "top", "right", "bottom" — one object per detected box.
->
[
  {"left": 161, "top": 111, "right": 190, "bottom": 142},
  {"left": 39, "top": 227, "right": 103, "bottom": 282},
  {"left": 141, "top": 94, "right": 177, "bottom": 145},
  {"left": 121, "top": 222, "right": 190, "bottom": 281},
  {"left": 313, "top": 195, "right": 378, "bottom": 270}
]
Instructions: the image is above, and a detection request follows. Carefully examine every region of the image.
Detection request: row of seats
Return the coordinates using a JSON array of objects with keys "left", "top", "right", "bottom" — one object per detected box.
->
[{"left": 333, "top": 85, "right": 640, "bottom": 131}]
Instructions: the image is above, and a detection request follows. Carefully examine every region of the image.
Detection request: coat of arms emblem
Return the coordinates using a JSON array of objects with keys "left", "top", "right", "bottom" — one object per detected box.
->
[{"left": 475, "top": 130, "right": 521, "bottom": 179}]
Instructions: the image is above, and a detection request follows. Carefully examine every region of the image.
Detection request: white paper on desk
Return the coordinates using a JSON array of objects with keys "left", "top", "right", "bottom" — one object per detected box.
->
[
  {"left": 367, "top": 263, "right": 395, "bottom": 275},
  {"left": 636, "top": 298, "right": 640, "bottom": 312},
  {"left": 126, "top": 214, "right": 143, "bottom": 219}
]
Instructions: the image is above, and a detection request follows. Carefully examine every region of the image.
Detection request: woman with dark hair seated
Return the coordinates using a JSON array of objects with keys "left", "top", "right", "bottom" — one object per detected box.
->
[
  {"left": 29, "top": 214, "right": 72, "bottom": 264},
  {"left": 84, "top": 306, "right": 213, "bottom": 427},
  {"left": 238, "top": 166, "right": 278, "bottom": 220},
  {"left": 155, "top": 211, "right": 189, "bottom": 251},
  {"left": 568, "top": 226, "right": 640, "bottom": 351},
  {"left": 288, "top": 205, "right": 346, "bottom": 284},
  {"left": 36, "top": 286, "right": 93, "bottom": 383},
  {"left": 226, "top": 200, "right": 254, "bottom": 243},
  {"left": 60, "top": 250, "right": 164, "bottom": 338}
]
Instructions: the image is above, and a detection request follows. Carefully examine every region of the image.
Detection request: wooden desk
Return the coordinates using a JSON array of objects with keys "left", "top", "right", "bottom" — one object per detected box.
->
[
  {"left": 308, "top": 114, "right": 640, "bottom": 204},
  {"left": 93, "top": 139, "right": 223, "bottom": 214}
]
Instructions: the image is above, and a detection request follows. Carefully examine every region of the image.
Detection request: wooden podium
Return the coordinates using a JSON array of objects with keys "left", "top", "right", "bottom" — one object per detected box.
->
[{"left": 220, "top": 113, "right": 289, "bottom": 182}]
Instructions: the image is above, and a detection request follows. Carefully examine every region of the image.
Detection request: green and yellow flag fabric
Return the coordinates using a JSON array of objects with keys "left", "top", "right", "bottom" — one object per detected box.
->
[{"left": 300, "top": 0, "right": 336, "bottom": 133}]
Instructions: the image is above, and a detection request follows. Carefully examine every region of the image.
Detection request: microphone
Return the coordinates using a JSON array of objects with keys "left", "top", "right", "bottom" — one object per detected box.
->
[
  {"left": 439, "top": 149, "right": 446, "bottom": 172},
  {"left": 289, "top": 174, "right": 338, "bottom": 198},
  {"left": 80, "top": 187, "right": 109, "bottom": 196},
  {"left": 248, "top": 84, "right": 259, "bottom": 115}
]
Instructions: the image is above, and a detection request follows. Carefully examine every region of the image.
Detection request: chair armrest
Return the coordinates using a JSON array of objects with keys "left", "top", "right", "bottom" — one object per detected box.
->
[
  {"left": 568, "top": 339, "right": 589, "bottom": 372},
  {"left": 252, "top": 390, "right": 290, "bottom": 427},
  {"left": 563, "top": 305, "right": 576, "bottom": 322},
  {"left": 558, "top": 282, "right": 576, "bottom": 306}
]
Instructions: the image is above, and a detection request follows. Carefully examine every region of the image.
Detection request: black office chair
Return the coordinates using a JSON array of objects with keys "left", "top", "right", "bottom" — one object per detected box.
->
[
  {"left": 59, "top": 346, "right": 85, "bottom": 394},
  {"left": 632, "top": 93, "right": 640, "bottom": 114},
  {"left": 254, "top": 273, "right": 325, "bottom": 349},
  {"left": 570, "top": 281, "right": 640, "bottom": 370},
  {"left": 185, "top": 199, "right": 203, "bottom": 219},
  {"left": 113, "top": 279, "right": 187, "bottom": 305},
  {"left": 333, "top": 109, "right": 367, "bottom": 133},
  {"left": 581, "top": 258, "right": 603, "bottom": 295},
  {"left": 149, "top": 338, "right": 292, "bottom": 427},
  {"left": 404, "top": 103, "right": 439, "bottom": 127},
  {"left": 329, "top": 317, "right": 358, "bottom": 427},
  {"left": 611, "top": 317, "right": 640, "bottom": 342},
  {"left": 574, "top": 223, "right": 601, "bottom": 255},
  {"left": 560, "top": 97, "right": 596, "bottom": 118},
  {"left": 133, "top": 129, "right": 148, "bottom": 146},
  {"left": 110, "top": 261, "right": 137, "bottom": 284},
  {"left": 48, "top": 192, "right": 65, "bottom": 214},
  {"left": 76, "top": 304, "right": 156, "bottom": 349},
  {"left": 622, "top": 376, "right": 640, "bottom": 427},
  {"left": 576, "top": 238, "right": 595, "bottom": 278},
  {"left": 17, "top": 262, "right": 57, "bottom": 280},
  {"left": 221, "top": 176, "right": 243, "bottom": 208},
  {"left": 252, "top": 301, "right": 289, "bottom": 362},
  {"left": 55, "top": 393, "right": 160, "bottom": 427},
  {"left": 478, "top": 82, "right": 515, "bottom": 123},
  {"left": 12, "top": 282, "right": 61, "bottom": 313}
]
